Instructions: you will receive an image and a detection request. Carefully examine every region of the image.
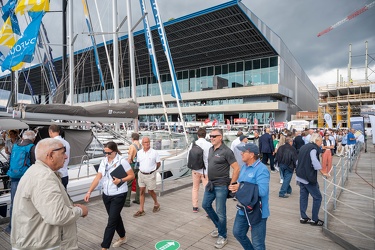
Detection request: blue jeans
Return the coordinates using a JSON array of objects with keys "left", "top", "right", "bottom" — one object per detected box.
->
[
  {"left": 233, "top": 213, "right": 267, "bottom": 250},
  {"left": 299, "top": 182, "right": 322, "bottom": 222},
  {"left": 279, "top": 164, "right": 293, "bottom": 196},
  {"left": 8, "top": 179, "right": 20, "bottom": 230},
  {"left": 202, "top": 185, "right": 228, "bottom": 238}
]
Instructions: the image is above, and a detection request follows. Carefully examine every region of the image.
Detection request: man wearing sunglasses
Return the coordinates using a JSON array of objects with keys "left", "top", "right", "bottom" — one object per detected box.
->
[
  {"left": 203, "top": 129, "right": 240, "bottom": 249},
  {"left": 49, "top": 125, "right": 71, "bottom": 189},
  {"left": 11, "top": 138, "right": 88, "bottom": 249}
]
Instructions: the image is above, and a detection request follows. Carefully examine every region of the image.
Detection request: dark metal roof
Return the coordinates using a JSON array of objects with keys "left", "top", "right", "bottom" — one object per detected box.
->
[{"left": 1, "top": 1, "right": 277, "bottom": 97}]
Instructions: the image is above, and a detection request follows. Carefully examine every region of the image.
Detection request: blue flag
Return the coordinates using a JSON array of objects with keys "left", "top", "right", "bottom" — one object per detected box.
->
[
  {"left": 2, "top": 0, "right": 21, "bottom": 35},
  {"left": 149, "top": 0, "right": 182, "bottom": 100},
  {"left": 1, "top": 11, "right": 44, "bottom": 71}
]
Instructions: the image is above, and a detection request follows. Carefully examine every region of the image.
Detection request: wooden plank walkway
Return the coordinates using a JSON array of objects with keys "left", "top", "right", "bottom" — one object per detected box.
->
[
  {"left": 0, "top": 165, "right": 346, "bottom": 250},
  {"left": 325, "top": 143, "right": 375, "bottom": 250}
]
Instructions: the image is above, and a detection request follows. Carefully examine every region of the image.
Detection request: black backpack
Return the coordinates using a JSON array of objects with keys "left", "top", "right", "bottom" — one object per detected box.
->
[{"left": 187, "top": 141, "right": 205, "bottom": 172}]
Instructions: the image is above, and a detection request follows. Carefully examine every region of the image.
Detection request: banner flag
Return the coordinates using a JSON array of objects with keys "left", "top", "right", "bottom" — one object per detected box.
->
[
  {"left": 1, "top": 11, "right": 44, "bottom": 71},
  {"left": 139, "top": 0, "right": 159, "bottom": 82},
  {"left": 81, "top": 0, "right": 105, "bottom": 87},
  {"left": 15, "top": 0, "right": 50, "bottom": 15},
  {"left": 0, "top": 17, "right": 17, "bottom": 47},
  {"left": 149, "top": 0, "right": 181, "bottom": 100},
  {"left": 2, "top": 0, "right": 21, "bottom": 35},
  {"left": 323, "top": 113, "right": 333, "bottom": 129}
]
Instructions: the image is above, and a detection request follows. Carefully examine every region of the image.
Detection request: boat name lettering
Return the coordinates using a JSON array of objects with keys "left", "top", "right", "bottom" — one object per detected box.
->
[
  {"left": 9, "top": 38, "right": 37, "bottom": 55},
  {"left": 108, "top": 110, "right": 127, "bottom": 115}
]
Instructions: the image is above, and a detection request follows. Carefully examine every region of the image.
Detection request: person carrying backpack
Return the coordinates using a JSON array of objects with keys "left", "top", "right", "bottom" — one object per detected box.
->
[
  {"left": 5, "top": 130, "right": 36, "bottom": 234},
  {"left": 187, "top": 128, "right": 212, "bottom": 213},
  {"left": 125, "top": 133, "right": 142, "bottom": 207}
]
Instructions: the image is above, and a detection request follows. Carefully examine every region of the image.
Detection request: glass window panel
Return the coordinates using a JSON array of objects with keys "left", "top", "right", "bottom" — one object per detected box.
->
[
  {"left": 252, "top": 69, "right": 261, "bottom": 85},
  {"left": 189, "top": 69, "right": 195, "bottom": 78},
  {"left": 253, "top": 59, "right": 260, "bottom": 69},
  {"left": 208, "top": 66, "right": 214, "bottom": 76},
  {"left": 261, "top": 71, "right": 269, "bottom": 84},
  {"left": 222, "top": 64, "right": 228, "bottom": 74},
  {"left": 270, "top": 56, "right": 278, "bottom": 67},
  {"left": 215, "top": 65, "right": 221, "bottom": 75},
  {"left": 229, "top": 63, "right": 236, "bottom": 73},
  {"left": 236, "top": 61, "right": 243, "bottom": 72},
  {"left": 183, "top": 70, "right": 188, "bottom": 79},
  {"left": 261, "top": 58, "right": 269, "bottom": 68},
  {"left": 270, "top": 70, "right": 278, "bottom": 84},
  {"left": 245, "top": 60, "right": 252, "bottom": 70},
  {"left": 196, "top": 69, "right": 201, "bottom": 77},
  {"left": 201, "top": 67, "right": 207, "bottom": 76},
  {"left": 177, "top": 71, "right": 182, "bottom": 80}
]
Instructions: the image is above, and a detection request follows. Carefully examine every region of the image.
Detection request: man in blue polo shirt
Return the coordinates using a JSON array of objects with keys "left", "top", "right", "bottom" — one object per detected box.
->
[
  {"left": 347, "top": 128, "right": 357, "bottom": 157},
  {"left": 230, "top": 143, "right": 270, "bottom": 250}
]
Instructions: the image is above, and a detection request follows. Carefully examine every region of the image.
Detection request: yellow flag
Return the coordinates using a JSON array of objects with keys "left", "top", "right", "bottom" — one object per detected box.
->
[
  {"left": 15, "top": 0, "right": 50, "bottom": 15},
  {"left": 0, "top": 18, "right": 17, "bottom": 48},
  {"left": 11, "top": 62, "right": 25, "bottom": 71}
]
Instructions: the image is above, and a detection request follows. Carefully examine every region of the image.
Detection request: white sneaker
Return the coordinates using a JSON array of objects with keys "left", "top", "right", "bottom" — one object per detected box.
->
[
  {"left": 280, "top": 179, "right": 283, "bottom": 184},
  {"left": 210, "top": 229, "right": 219, "bottom": 238},
  {"left": 113, "top": 237, "right": 127, "bottom": 248},
  {"left": 275, "top": 166, "right": 280, "bottom": 172},
  {"left": 215, "top": 236, "right": 228, "bottom": 249}
]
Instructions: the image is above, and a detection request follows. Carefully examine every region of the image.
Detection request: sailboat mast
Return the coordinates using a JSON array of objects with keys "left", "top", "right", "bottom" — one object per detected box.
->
[
  {"left": 127, "top": 0, "right": 138, "bottom": 132},
  {"left": 150, "top": 0, "right": 188, "bottom": 144},
  {"left": 139, "top": 0, "right": 172, "bottom": 135},
  {"left": 113, "top": 0, "right": 119, "bottom": 103},
  {"left": 68, "top": 0, "right": 74, "bottom": 105}
]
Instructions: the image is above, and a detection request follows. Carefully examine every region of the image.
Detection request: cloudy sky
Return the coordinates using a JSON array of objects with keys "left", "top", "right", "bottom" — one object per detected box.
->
[
  {"left": 155, "top": 0, "right": 375, "bottom": 87},
  {"left": 38, "top": 0, "right": 375, "bottom": 88}
]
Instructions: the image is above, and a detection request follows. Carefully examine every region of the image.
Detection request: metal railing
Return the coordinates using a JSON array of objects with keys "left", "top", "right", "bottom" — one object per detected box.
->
[{"left": 322, "top": 142, "right": 375, "bottom": 249}]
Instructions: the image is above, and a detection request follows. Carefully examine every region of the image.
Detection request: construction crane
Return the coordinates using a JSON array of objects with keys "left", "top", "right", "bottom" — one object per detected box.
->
[{"left": 317, "top": 1, "right": 375, "bottom": 37}]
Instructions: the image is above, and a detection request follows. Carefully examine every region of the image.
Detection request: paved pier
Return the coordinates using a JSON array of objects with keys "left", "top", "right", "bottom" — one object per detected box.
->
[{"left": 2, "top": 144, "right": 374, "bottom": 249}]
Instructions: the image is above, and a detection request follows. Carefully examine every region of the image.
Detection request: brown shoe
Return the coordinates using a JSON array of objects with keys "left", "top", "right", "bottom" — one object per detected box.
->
[
  {"left": 153, "top": 205, "right": 160, "bottom": 213},
  {"left": 133, "top": 210, "right": 145, "bottom": 218}
]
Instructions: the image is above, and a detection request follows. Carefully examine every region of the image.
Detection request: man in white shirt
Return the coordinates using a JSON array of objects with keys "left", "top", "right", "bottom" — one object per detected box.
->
[
  {"left": 230, "top": 131, "right": 243, "bottom": 151},
  {"left": 49, "top": 125, "right": 70, "bottom": 189},
  {"left": 188, "top": 128, "right": 212, "bottom": 213},
  {"left": 133, "top": 136, "right": 161, "bottom": 218}
]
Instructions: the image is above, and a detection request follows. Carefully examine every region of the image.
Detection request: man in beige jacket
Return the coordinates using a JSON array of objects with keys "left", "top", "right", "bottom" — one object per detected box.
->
[{"left": 11, "top": 138, "right": 88, "bottom": 249}]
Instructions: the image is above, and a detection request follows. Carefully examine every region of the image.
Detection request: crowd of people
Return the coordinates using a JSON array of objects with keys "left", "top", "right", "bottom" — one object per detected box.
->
[{"left": 0, "top": 125, "right": 364, "bottom": 249}]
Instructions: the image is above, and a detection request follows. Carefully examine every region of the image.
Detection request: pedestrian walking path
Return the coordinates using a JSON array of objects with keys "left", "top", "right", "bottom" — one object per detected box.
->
[
  {"left": 6, "top": 144, "right": 375, "bottom": 250},
  {"left": 323, "top": 142, "right": 375, "bottom": 250}
]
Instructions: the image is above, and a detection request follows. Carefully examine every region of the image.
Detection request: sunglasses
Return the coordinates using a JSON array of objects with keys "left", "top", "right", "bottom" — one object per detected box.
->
[
  {"left": 103, "top": 151, "right": 113, "bottom": 155},
  {"left": 210, "top": 134, "right": 221, "bottom": 138},
  {"left": 52, "top": 146, "right": 66, "bottom": 153}
]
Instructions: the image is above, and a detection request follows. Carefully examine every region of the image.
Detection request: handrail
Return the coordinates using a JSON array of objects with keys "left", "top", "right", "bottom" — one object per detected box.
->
[
  {"left": 322, "top": 142, "right": 375, "bottom": 248},
  {"left": 77, "top": 154, "right": 90, "bottom": 180}
]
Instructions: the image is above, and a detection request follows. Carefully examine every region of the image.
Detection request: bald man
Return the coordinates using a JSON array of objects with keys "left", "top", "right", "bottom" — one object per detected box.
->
[{"left": 11, "top": 138, "right": 88, "bottom": 249}]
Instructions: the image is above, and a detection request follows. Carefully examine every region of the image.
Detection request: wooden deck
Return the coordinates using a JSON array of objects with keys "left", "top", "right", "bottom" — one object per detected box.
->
[
  {"left": 3, "top": 147, "right": 374, "bottom": 249},
  {"left": 324, "top": 143, "right": 375, "bottom": 250}
]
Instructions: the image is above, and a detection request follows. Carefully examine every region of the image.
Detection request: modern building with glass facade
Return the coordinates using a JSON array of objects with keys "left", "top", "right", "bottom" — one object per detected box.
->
[{"left": 1, "top": 0, "right": 319, "bottom": 126}]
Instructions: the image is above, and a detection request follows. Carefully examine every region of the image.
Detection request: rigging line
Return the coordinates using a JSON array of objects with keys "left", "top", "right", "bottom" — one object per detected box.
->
[
  {"left": 93, "top": 0, "right": 114, "bottom": 85},
  {"left": 82, "top": 0, "right": 109, "bottom": 104}
]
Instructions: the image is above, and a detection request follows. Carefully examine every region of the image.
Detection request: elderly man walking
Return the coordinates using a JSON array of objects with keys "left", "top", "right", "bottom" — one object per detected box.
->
[{"left": 11, "top": 138, "right": 88, "bottom": 249}]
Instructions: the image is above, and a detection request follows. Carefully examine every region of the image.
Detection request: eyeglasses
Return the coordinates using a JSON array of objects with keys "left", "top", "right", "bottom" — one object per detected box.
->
[
  {"left": 52, "top": 146, "right": 66, "bottom": 153},
  {"left": 210, "top": 134, "right": 221, "bottom": 138},
  {"left": 103, "top": 151, "right": 113, "bottom": 155}
]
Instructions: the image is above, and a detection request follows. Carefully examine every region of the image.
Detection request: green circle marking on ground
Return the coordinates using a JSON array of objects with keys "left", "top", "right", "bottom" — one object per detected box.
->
[{"left": 155, "top": 240, "right": 180, "bottom": 250}]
